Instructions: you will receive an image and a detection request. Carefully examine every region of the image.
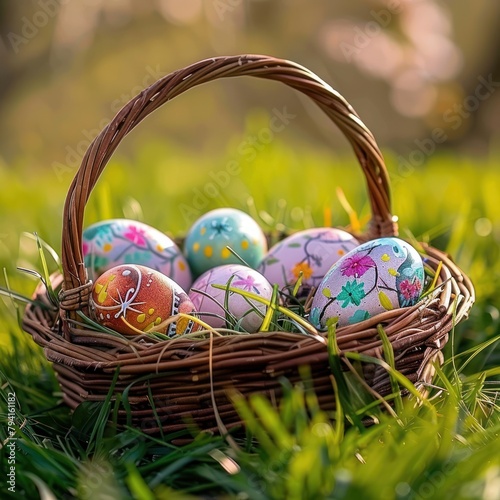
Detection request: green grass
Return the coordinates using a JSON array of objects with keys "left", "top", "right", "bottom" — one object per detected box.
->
[{"left": 0, "top": 133, "right": 499, "bottom": 498}]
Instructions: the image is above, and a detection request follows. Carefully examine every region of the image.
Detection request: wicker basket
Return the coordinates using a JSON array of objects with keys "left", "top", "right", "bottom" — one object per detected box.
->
[{"left": 23, "top": 55, "right": 475, "bottom": 435}]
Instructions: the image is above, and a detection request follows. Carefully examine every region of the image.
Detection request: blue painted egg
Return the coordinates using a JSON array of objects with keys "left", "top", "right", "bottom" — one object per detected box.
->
[
  {"left": 258, "top": 227, "right": 359, "bottom": 295},
  {"left": 82, "top": 219, "right": 192, "bottom": 291},
  {"left": 188, "top": 264, "right": 273, "bottom": 332},
  {"left": 184, "top": 208, "right": 268, "bottom": 277},
  {"left": 310, "top": 237, "right": 425, "bottom": 329}
]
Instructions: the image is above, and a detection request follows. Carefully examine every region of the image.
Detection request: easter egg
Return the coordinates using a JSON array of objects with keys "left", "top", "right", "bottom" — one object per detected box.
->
[
  {"left": 90, "top": 264, "right": 199, "bottom": 337},
  {"left": 258, "top": 227, "right": 359, "bottom": 296},
  {"left": 184, "top": 208, "right": 267, "bottom": 277},
  {"left": 83, "top": 219, "right": 192, "bottom": 290},
  {"left": 310, "top": 237, "right": 425, "bottom": 330},
  {"left": 188, "top": 264, "right": 273, "bottom": 332}
]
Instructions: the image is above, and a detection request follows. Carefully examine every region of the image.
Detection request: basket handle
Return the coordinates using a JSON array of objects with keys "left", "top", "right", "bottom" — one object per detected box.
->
[{"left": 60, "top": 54, "right": 397, "bottom": 302}]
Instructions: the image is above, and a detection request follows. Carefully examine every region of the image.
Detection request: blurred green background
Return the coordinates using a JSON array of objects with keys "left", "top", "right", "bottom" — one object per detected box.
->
[
  {"left": 0, "top": 0, "right": 499, "bottom": 349},
  {"left": 1, "top": 3, "right": 500, "bottom": 498},
  {"left": 2, "top": 0, "right": 500, "bottom": 162}
]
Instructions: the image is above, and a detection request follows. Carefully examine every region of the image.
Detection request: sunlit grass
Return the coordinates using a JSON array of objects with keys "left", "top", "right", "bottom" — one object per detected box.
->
[{"left": 1, "top": 320, "right": 499, "bottom": 499}]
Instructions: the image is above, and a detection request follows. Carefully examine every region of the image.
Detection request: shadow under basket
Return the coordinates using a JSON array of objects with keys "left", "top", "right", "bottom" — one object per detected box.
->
[{"left": 22, "top": 55, "right": 475, "bottom": 436}]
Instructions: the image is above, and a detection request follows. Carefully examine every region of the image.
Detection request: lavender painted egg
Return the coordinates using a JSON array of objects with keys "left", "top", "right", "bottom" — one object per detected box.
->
[
  {"left": 258, "top": 227, "right": 359, "bottom": 296},
  {"left": 184, "top": 208, "right": 268, "bottom": 278},
  {"left": 188, "top": 264, "right": 273, "bottom": 332},
  {"left": 90, "top": 264, "right": 199, "bottom": 337},
  {"left": 310, "top": 237, "right": 425, "bottom": 330},
  {"left": 83, "top": 219, "right": 192, "bottom": 290}
]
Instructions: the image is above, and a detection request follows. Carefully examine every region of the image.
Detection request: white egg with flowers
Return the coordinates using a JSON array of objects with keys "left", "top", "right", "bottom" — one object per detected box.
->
[{"left": 310, "top": 237, "right": 425, "bottom": 329}]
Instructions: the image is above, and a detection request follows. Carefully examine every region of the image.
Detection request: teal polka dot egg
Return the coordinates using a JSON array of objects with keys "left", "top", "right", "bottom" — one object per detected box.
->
[
  {"left": 82, "top": 219, "right": 192, "bottom": 291},
  {"left": 184, "top": 208, "right": 268, "bottom": 277},
  {"left": 310, "top": 237, "right": 425, "bottom": 330}
]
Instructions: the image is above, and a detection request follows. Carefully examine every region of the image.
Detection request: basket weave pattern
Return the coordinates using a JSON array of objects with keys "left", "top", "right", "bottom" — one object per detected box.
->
[{"left": 23, "top": 55, "right": 475, "bottom": 434}]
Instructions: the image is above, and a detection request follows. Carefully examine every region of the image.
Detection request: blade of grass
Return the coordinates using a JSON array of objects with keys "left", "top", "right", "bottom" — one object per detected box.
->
[
  {"left": 229, "top": 390, "right": 277, "bottom": 456},
  {"left": 336, "top": 187, "right": 361, "bottom": 233},
  {"left": 249, "top": 394, "right": 294, "bottom": 451},
  {"left": 211, "top": 284, "right": 321, "bottom": 337},
  {"left": 25, "top": 473, "right": 58, "bottom": 500},
  {"left": 34, "top": 232, "right": 59, "bottom": 307},
  {"left": 22, "top": 232, "right": 61, "bottom": 271},
  {"left": 344, "top": 352, "right": 432, "bottom": 407},
  {"left": 377, "top": 324, "right": 404, "bottom": 415},
  {"left": 326, "top": 323, "right": 364, "bottom": 431},
  {"left": 87, "top": 367, "right": 120, "bottom": 453},
  {"left": 447, "top": 334, "right": 500, "bottom": 375},
  {"left": 292, "top": 272, "right": 303, "bottom": 298},
  {"left": 125, "top": 462, "right": 156, "bottom": 500},
  {"left": 260, "top": 284, "right": 279, "bottom": 332}
]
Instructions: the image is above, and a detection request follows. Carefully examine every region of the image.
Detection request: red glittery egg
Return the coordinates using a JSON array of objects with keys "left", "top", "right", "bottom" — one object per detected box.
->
[{"left": 90, "top": 264, "right": 199, "bottom": 337}]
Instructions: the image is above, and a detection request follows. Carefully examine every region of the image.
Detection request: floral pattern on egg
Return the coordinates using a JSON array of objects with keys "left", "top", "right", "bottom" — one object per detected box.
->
[
  {"left": 82, "top": 219, "right": 192, "bottom": 290},
  {"left": 188, "top": 264, "right": 273, "bottom": 332},
  {"left": 310, "top": 237, "right": 425, "bottom": 330},
  {"left": 258, "top": 227, "right": 359, "bottom": 296},
  {"left": 184, "top": 208, "right": 268, "bottom": 278},
  {"left": 90, "top": 264, "right": 199, "bottom": 337}
]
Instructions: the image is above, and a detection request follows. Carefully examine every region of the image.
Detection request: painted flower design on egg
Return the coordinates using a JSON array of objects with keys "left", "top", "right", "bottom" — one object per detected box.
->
[
  {"left": 208, "top": 218, "right": 233, "bottom": 239},
  {"left": 123, "top": 225, "right": 148, "bottom": 247},
  {"left": 292, "top": 262, "right": 314, "bottom": 281},
  {"left": 399, "top": 279, "right": 422, "bottom": 303},
  {"left": 336, "top": 280, "right": 366, "bottom": 307},
  {"left": 231, "top": 274, "right": 262, "bottom": 293},
  {"left": 339, "top": 254, "right": 376, "bottom": 278},
  {"left": 348, "top": 309, "right": 371, "bottom": 325}
]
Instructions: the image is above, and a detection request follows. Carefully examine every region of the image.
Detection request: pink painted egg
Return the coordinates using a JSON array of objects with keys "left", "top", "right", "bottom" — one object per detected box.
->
[
  {"left": 310, "top": 237, "right": 425, "bottom": 329},
  {"left": 188, "top": 264, "right": 273, "bottom": 332},
  {"left": 83, "top": 219, "right": 192, "bottom": 290},
  {"left": 90, "top": 264, "right": 199, "bottom": 337},
  {"left": 258, "top": 227, "right": 359, "bottom": 296}
]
